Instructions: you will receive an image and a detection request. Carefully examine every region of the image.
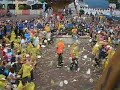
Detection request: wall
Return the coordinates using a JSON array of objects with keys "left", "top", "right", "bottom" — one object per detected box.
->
[{"left": 79, "top": 7, "right": 120, "bottom": 17}]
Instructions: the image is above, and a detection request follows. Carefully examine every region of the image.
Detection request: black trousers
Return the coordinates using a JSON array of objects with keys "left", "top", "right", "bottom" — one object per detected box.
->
[
  {"left": 70, "top": 58, "right": 78, "bottom": 70},
  {"left": 94, "top": 58, "right": 100, "bottom": 67},
  {"left": 58, "top": 53, "right": 63, "bottom": 66},
  {"left": 19, "top": 30, "right": 24, "bottom": 37}
]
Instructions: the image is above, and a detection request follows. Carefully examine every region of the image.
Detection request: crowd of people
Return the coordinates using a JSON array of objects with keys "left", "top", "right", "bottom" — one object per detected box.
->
[{"left": 0, "top": 8, "right": 119, "bottom": 89}]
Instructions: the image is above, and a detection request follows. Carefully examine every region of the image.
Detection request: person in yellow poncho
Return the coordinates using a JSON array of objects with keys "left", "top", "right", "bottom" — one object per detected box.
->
[
  {"left": 14, "top": 42, "right": 22, "bottom": 54},
  {"left": 31, "top": 47, "right": 39, "bottom": 58},
  {"left": 108, "top": 36, "right": 112, "bottom": 45},
  {"left": 18, "top": 61, "right": 33, "bottom": 85},
  {"left": 0, "top": 75, "right": 6, "bottom": 90},
  {"left": 24, "top": 82, "right": 35, "bottom": 90},
  {"left": 70, "top": 43, "right": 80, "bottom": 71},
  {"left": 104, "top": 47, "right": 115, "bottom": 70},
  {"left": 44, "top": 24, "right": 50, "bottom": 33},
  {"left": 58, "top": 22, "right": 63, "bottom": 31},
  {"left": 26, "top": 42, "right": 33, "bottom": 54},
  {"left": 10, "top": 31, "right": 16, "bottom": 42},
  {"left": 92, "top": 42, "right": 101, "bottom": 57},
  {"left": 14, "top": 36, "right": 21, "bottom": 43},
  {"left": 72, "top": 26, "right": 78, "bottom": 42},
  {"left": 17, "top": 80, "right": 23, "bottom": 90}
]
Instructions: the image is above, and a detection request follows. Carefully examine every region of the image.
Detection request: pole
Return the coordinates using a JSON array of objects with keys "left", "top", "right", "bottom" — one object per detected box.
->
[{"left": 74, "top": 0, "right": 79, "bottom": 16}]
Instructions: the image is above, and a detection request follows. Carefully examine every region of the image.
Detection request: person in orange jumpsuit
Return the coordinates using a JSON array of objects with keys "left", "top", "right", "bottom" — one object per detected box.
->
[{"left": 56, "top": 39, "right": 65, "bottom": 68}]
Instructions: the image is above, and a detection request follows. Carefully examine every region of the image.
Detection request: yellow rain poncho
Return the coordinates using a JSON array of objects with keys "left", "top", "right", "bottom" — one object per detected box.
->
[
  {"left": 20, "top": 52, "right": 26, "bottom": 63},
  {"left": 96, "top": 35, "right": 100, "bottom": 42},
  {"left": 108, "top": 37, "right": 112, "bottom": 45},
  {"left": 17, "top": 80, "right": 23, "bottom": 90},
  {"left": 10, "top": 31, "right": 16, "bottom": 42},
  {"left": 58, "top": 23, "right": 63, "bottom": 31},
  {"left": 5, "top": 37, "right": 9, "bottom": 44},
  {"left": 18, "top": 63, "right": 33, "bottom": 78},
  {"left": 92, "top": 43, "right": 101, "bottom": 56},
  {"left": 70, "top": 44, "right": 80, "bottom": 58},
  {"left": 14, "top": 43, "right": 22, "bottom": 52},
  {"left": 31, "top": 47, "right": 39, "bottom": 57},
  {"left": 0, "top": 75, "right": 6, "bottom": 90},
  {"left": 106, "top": 48, "right": 115, "bottom": 60},
  {"left": 104, "top": 48, "right": 115, "bottom": 70},
  {"left": 25, "top": 82, "right": 35, "bottom": 90},
  {"left": 26, "top": 43, "right": 33, "bottom": 54},
  {"left": 14, "top": 37, "right": 21, "bottom": 43}
]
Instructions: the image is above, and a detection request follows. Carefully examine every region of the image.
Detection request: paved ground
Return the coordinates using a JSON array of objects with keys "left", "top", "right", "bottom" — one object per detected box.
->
[{"left": 33, "top": 37, "right": 102, "bottom": 90}]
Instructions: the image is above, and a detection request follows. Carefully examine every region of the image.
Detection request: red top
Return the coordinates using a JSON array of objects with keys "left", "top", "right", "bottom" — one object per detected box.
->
[{"left": 1, "top": 48, "right": 6, "bottom": 57}]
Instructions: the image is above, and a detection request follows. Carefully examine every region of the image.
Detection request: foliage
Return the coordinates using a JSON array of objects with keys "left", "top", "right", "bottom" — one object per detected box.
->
[
  {"left": 19, "top": 5, "right": 24, "bottom": 10},
  {"left": 19, "top": 5, "right": 31, "bottom": 10},
  {"left": 79, "top": 9, "right": 85, "bottom": 15},
  {"left": 108, "top": 0, "right": 118, "bottom": 3}
]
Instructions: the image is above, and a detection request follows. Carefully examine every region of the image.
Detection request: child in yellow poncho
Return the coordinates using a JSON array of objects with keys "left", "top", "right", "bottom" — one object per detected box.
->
[
  {"left": 70, "top": 43, "right": 80, "bottom": 70},
  {"left": 18, "top": 61, "right": 33, "bottom": 79},
  {"left": 92, "top": 42, "right": 101, "bottom": 57}
]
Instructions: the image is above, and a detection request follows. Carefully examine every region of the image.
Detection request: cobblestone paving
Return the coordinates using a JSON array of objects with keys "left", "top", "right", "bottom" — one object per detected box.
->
[{"left": 34, "top": 37, "right": 102, "bottom": 90}]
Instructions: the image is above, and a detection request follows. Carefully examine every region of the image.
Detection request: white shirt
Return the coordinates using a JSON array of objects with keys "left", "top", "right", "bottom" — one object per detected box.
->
[{"left": 8, "top": 72, "right": 16, "bottom": 83}]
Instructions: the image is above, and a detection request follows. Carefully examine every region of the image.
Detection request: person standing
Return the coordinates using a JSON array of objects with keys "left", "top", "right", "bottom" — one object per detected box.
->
[
  {"left": 5, "top": 22, "right": 12, "bottom": 40},
  {"left": 18, "top": 21, "right": 24, "bottom": 37},
  {"left": 72, "top": 26, "right": 78, "bottom": 42},
  {"left": 14, "top": 22, "right": 19, "bottom": 39},
  {"left": 56, "top": 39, "right": 65, "bottom": 68},
  {"left": 0, "top": 24, "right": 3, "bottom": 42},
  {"left": 70, "top": 43, "right": 80, "bottom": 71}
]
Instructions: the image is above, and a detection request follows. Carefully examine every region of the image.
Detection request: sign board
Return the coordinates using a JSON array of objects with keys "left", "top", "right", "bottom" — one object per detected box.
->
[{"left": 26, "top": 0, "right": 36, "bottom": 6}]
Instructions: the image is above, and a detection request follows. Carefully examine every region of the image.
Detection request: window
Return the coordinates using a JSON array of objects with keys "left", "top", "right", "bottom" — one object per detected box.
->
[
  {"left": 32, "top": 4, "right": 42, "bottom": 10},
  {"left": 7, "top": 4, "right": 15, "bottom": 9}
]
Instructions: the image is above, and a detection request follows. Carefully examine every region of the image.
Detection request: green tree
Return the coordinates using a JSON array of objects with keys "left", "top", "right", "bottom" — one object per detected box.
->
[
  {"left": 19, "top": 5, "right": 24, "bottom": 10},
  {"left": 109, "top": 0, "right": 118, "bottom": 3},
  {"left": 79, "top": 9, "right": 85, "bottom": 15}
]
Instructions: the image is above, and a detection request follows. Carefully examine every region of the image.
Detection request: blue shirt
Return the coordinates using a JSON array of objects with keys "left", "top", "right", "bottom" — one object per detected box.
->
[
  {"left": 37, "top": 23, "right": 43, "bottom": 29},
  {"left": 18, "top": 23, "right": 24, "bottom": 30},
  {"left": 29, "top": 23, "right": 34, "bottom": 29},
  {"left": 24, "top": 33, "right": 30, "bottom": 42},
  {"left": 6, "top": 25, "right": 11, "bottom": 32}
]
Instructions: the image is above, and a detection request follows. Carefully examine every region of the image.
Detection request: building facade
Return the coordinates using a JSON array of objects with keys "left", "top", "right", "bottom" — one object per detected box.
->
[{"left": 0, "top": 0, "right": 45, "bottom": 10}]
